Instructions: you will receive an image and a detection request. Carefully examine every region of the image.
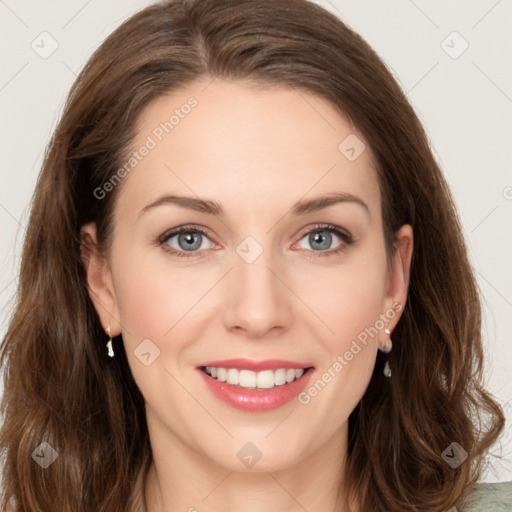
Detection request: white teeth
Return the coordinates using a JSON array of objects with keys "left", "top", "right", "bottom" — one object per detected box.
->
[
  {"left": 239, "top": 369, "right": 256, "bottom": 388},
  {"left": 256, "top": 370, "right": 275, "bottom": 389},
  {"left": 203, "top": 366, "right": 308, "bottom": 389},
  {"left": 226, "top": 368, "right": 239, "bottom": 385},
  {"left": 285, "top": 369, "right": 296, "bottom": 383},
  {"left": 275, "top": 368, "right": 286, "bottom": 386}
]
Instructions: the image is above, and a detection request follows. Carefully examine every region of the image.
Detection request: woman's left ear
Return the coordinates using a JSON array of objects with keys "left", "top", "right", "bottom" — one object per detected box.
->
[{"left": 381, "top": 224, "right": 413, "bottom": 328}]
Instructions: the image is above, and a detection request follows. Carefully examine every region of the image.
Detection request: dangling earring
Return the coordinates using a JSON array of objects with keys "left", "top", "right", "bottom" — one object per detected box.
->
[
  {"left": 106, "top": 324, "right": 114, "bottom": 358},
  {"left": 379, "top": 328, "right": 392, "bottom": 377}
]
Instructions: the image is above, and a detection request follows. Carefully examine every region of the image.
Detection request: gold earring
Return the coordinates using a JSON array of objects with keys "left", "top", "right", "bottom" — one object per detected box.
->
[{"left": 106, "top": 324, "right": 114, "bottom": 358}]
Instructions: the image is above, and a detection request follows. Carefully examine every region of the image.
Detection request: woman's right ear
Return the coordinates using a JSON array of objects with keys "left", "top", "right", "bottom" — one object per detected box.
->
[{"left": 79, "top": 222, "right": 121, "bottom": 335}]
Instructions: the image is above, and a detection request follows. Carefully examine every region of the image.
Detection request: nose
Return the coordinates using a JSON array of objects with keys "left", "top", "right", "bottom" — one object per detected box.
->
[{"left": 222, "top": 248, "right": 293, "bottom": 339}]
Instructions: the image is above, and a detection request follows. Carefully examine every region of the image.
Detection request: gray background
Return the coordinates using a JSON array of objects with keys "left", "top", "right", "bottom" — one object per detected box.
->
[{"left": 0, "top": 0, "right": 511, "bottom": 482}]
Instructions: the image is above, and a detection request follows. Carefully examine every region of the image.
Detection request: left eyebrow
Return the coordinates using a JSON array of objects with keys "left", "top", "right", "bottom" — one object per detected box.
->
[
  {"left": 138, "top": 191, "right": 369, "bottom": 219},
  {"left": 291, "top": 192, "right": 369, "bottom": 216}
]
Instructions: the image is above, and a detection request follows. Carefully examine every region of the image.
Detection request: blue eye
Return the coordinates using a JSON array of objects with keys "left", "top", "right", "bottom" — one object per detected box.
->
[
  {"left": 158, "top": 225, "right": 213, "bottom": 258},
  {"left": 158, "top": 223, "right": 353, "bottom": 259},
  {"left": 295, "top": 223, "right": 353, "bottom": 258}
]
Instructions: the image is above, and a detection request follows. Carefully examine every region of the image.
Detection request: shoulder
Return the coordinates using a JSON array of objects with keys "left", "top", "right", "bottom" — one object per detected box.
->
[{"left": 460, "top": 481, "right": 512, "bottom": 511}]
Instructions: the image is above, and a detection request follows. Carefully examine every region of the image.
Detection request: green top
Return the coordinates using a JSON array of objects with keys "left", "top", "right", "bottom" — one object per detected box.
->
[{"left": 462, "top": 481, "right": 512, "bottom": 511}]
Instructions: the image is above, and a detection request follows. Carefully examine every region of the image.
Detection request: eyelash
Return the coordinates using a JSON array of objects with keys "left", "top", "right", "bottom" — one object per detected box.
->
[{"left": 157, "top": 223, "right": 354, "bottom": 259}]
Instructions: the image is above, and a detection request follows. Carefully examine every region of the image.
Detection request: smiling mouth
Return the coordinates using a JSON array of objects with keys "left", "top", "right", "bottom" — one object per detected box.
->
[{"left": 199, "top": 366, "right": 314, "bottom": 390}]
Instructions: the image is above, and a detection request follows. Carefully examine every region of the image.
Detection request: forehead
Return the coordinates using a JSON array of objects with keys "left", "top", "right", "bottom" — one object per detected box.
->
[{"left": 116, "top": 78, "right": 380, "bottom": 220}]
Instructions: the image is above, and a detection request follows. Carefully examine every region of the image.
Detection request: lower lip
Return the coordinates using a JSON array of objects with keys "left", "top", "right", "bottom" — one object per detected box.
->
[{"left": 197, "top": 368, "right": 314, "bottom": 412}]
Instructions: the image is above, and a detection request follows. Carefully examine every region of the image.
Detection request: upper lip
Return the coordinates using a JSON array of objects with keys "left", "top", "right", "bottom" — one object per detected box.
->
[{"left": 197, "top": 358, "right": 314, "bottom": 371}]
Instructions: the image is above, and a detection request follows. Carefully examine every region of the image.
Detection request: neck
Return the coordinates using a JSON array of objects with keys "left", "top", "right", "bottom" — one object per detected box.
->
[{"left": 143, "top": 420, "right": 354, "bottom": 512}]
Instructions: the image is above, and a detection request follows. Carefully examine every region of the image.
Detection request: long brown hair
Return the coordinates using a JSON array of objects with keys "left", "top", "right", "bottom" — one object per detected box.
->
[{"left": 0, "top": 0, "right": 504, "bottom": 510}]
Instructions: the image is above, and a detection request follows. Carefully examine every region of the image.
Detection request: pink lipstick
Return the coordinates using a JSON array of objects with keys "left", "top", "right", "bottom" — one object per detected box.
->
[{"left": 196, "top": 358, "right": 314, "bottom": 412}]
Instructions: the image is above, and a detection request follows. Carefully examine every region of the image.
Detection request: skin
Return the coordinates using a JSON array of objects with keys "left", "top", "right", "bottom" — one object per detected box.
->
[{"left": 81, "top": 77, "right": 413, "bottom": 512}]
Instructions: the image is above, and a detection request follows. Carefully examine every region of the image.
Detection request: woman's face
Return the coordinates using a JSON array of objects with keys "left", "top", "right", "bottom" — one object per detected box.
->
[{"left": 82, "top": 78, "right": 412, "bottom": 473}]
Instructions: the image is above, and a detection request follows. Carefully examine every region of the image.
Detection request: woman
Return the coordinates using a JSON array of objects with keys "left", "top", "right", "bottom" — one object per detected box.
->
[{"left": 0, "top": 0, "right": 507, "bottom": 510}]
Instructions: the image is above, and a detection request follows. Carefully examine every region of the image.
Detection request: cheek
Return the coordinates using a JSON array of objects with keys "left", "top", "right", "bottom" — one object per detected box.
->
[
  {"left": 295, "top": 254, "right": 387, "bottom": 423},
  {"left": 297, "top": 243, "right": 387, "bottom": 404},
  {"left": 110, "top": 249, "right": 201, "bottom": 417},
  {"left": 114, "top": 269, "right": 172, "bottom": 340},
  {"left": 300, "top": 246, "right": 388, "bottom": 351},
  {"left": 109, "top": 244, "right": 192, "bottom": 356}
]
